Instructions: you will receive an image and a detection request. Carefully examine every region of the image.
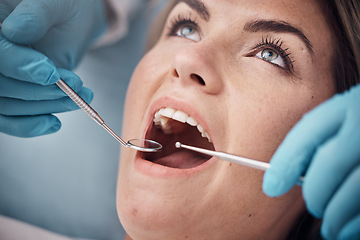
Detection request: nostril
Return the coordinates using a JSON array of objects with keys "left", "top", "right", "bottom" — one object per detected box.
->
[
  {"left": 172, "top": 67, "right": 205, "bottom": 86},
  {"left": 172, "top": 69, "right": 179, "bottom": 78},
  {"left": 190, "top": 73, "right": 205, "bottom": 86}
]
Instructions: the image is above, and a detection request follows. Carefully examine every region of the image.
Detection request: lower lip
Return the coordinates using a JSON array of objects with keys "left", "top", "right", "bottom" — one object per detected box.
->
[{"left": 134, "top": 154, "right": 216, "bottom": 178}]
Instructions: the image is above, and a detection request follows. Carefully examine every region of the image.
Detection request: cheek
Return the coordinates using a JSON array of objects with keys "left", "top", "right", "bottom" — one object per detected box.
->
[
  {"left": 122, "top": 46, "right": 175, "bottom": 140},
  {"left": 122, "top": 53, "right": 162, "bottom": 135},
  {"left": 125, "top": 46, "right": 173, "bottom": 103},
  {"left": 127, "top": 54, "right": 157, "bottom": 101},
  {"left": 225, "top": 80, "right": 317, "bottom": 161}
]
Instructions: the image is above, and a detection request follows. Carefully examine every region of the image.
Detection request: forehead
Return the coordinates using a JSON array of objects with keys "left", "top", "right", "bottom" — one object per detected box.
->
[
  {"left": 176, "top": 0, "right": 325, "bottom": 17},
  {"left": 176, "top": 0, "right": 327, "bottom": 24}
]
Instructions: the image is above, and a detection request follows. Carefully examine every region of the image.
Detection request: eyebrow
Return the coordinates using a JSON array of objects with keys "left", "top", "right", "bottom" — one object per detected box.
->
[
  {"left": 178, "top": 0, "right": 210, "bottom": 21},
  {"left": 244, "top": 19, "right": 314, "bottom": 55}
]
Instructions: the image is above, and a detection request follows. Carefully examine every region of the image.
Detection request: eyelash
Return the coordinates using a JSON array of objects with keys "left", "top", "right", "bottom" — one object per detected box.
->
[
  {"left": 167, "top": 13, "right": 199, "bottom": 37},
  {"left": 252, "top": 37, "right": 294, "bottom": 73},
  {"left": 166, "top": 14, "right": 294, "bottom": 73}
]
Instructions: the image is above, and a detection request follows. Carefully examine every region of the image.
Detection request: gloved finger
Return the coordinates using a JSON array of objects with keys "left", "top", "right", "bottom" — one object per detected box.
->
[
  {"left": 0, "top": 87, "right": 93, "bottom": 116},
  {"left": 0, "top": 32, "right": 59, "bottom": 85},
  {"left": 1, "top": 0, "right": 108, "bottom": 69},
  {"left": 320, "top": 165, "right": 360, "bottom": 240},
  {"left": 0, "top": 72, "right": 83, "bottom": 101},
  {"left": 0, "top": 113, "right": 61, "bottom": 137},
  {"left": 303, "top": 96, "right": 360, "bottom": 217},
  {"left": 338, "top": 213, "right": 360, "bottom": 240},
  {"left": 262, "top": 91, "right": 346, "bottom": 197},
  {"left": 1, "top": 0, "right": 66, "bottom": 45}
]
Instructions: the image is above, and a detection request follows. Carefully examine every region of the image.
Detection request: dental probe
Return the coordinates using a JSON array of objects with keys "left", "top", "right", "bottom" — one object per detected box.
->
[
  {"left": 175, "top": 142, "right": 304, "bottom": 183},
  {"left": 56, "top": 79, "right": 162, "bottom": 152}
]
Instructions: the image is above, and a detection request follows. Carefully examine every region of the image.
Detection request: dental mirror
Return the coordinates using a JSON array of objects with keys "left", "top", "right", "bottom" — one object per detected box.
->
[
  {"left": 100, "top": 124, "right": 162, "bottom": 152},
  {"left": 56, "top": 79, "right": 162, "bottom": 152},
  {"left": 101, "top": 124, "right": 162, "bottom": 152},
  {"left": 126, "top": 139, "right": 163, "bottom": 152}
]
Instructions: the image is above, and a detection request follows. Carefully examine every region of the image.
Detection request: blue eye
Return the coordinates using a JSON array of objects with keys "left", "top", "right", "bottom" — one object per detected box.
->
[
  {"left": 175, "top": 24, "right": 201, "bottom": 41},
  {"left": 255, "top": 48, "right": 286, "bottom": 68},
  {"left": 252, "top": 37, "right": 294, "bottom": 73},
  {"left": 168, "top": 14, "right": 201, "bottom": 42}
]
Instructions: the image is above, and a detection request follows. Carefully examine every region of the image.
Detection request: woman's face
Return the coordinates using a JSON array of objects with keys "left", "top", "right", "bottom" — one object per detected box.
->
[{"left": 117, "top": 0, "right": 335, "bottom": 239}]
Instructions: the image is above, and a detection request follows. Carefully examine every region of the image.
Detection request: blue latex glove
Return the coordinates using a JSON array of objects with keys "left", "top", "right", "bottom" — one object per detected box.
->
[
  {"left": 0, "top": 0, "right": 108, "bottom": 69},
  {"left": 263, "top": 84, "right": 360, "bottom": 240},
  {"left": 0, "top": 67, "right": 93, "bottom": 137},
  {"left": 0, "top": 0, "right": 108, "bottom": 137}
]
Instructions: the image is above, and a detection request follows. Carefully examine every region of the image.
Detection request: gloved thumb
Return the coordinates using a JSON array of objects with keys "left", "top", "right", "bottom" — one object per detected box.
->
[{"left": 1, "top": 0, "right": 66, "bottom": 45}]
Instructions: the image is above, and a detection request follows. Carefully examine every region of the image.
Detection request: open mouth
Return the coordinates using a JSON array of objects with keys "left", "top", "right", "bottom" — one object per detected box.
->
[{"left": 142, "top": 107, "right": 215, "bottom": 169}]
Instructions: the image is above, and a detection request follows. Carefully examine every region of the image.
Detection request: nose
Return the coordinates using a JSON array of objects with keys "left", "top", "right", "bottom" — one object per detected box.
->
[{"left": 171, "top": 43, "right": 223, "bottom": 95}]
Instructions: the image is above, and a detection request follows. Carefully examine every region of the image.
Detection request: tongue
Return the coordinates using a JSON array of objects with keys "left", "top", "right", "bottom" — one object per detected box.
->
[{"left": 152, "top": 151, "right": 207, "bottom": 169}]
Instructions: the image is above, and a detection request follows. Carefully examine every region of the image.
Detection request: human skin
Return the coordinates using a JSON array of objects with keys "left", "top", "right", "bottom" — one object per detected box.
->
[{"left": 117, "top": 0, "right": 335, "bottom": 239}]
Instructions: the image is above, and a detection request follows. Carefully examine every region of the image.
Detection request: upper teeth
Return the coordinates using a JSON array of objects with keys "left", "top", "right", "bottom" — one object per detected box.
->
[{"left": 153, "top": 107, "right": 211, "bottom": 142}]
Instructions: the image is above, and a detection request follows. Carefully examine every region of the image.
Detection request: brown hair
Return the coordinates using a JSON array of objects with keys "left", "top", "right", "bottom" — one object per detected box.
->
[{"left": 326, "top": 0, "right": 360, "bottom": 92}]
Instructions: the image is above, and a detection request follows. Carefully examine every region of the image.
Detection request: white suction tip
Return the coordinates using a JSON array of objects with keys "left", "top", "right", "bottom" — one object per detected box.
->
[{"left": 175, "top": 142, "right": 181, "bottom": 148}]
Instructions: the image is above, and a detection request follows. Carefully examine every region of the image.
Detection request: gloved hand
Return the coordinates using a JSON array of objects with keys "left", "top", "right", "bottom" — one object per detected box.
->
[
  {"left": 0, "top": 0, "right": 108, "bottom": 69},
  {"left": 0, "top": 67, "right": 93, "bottom": 137},
  {"left": 0, "top": 0, "right": 108, "bottom": 137},
  {"left": 263, "top": 84, "right": 360, "bottom": 240}
]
